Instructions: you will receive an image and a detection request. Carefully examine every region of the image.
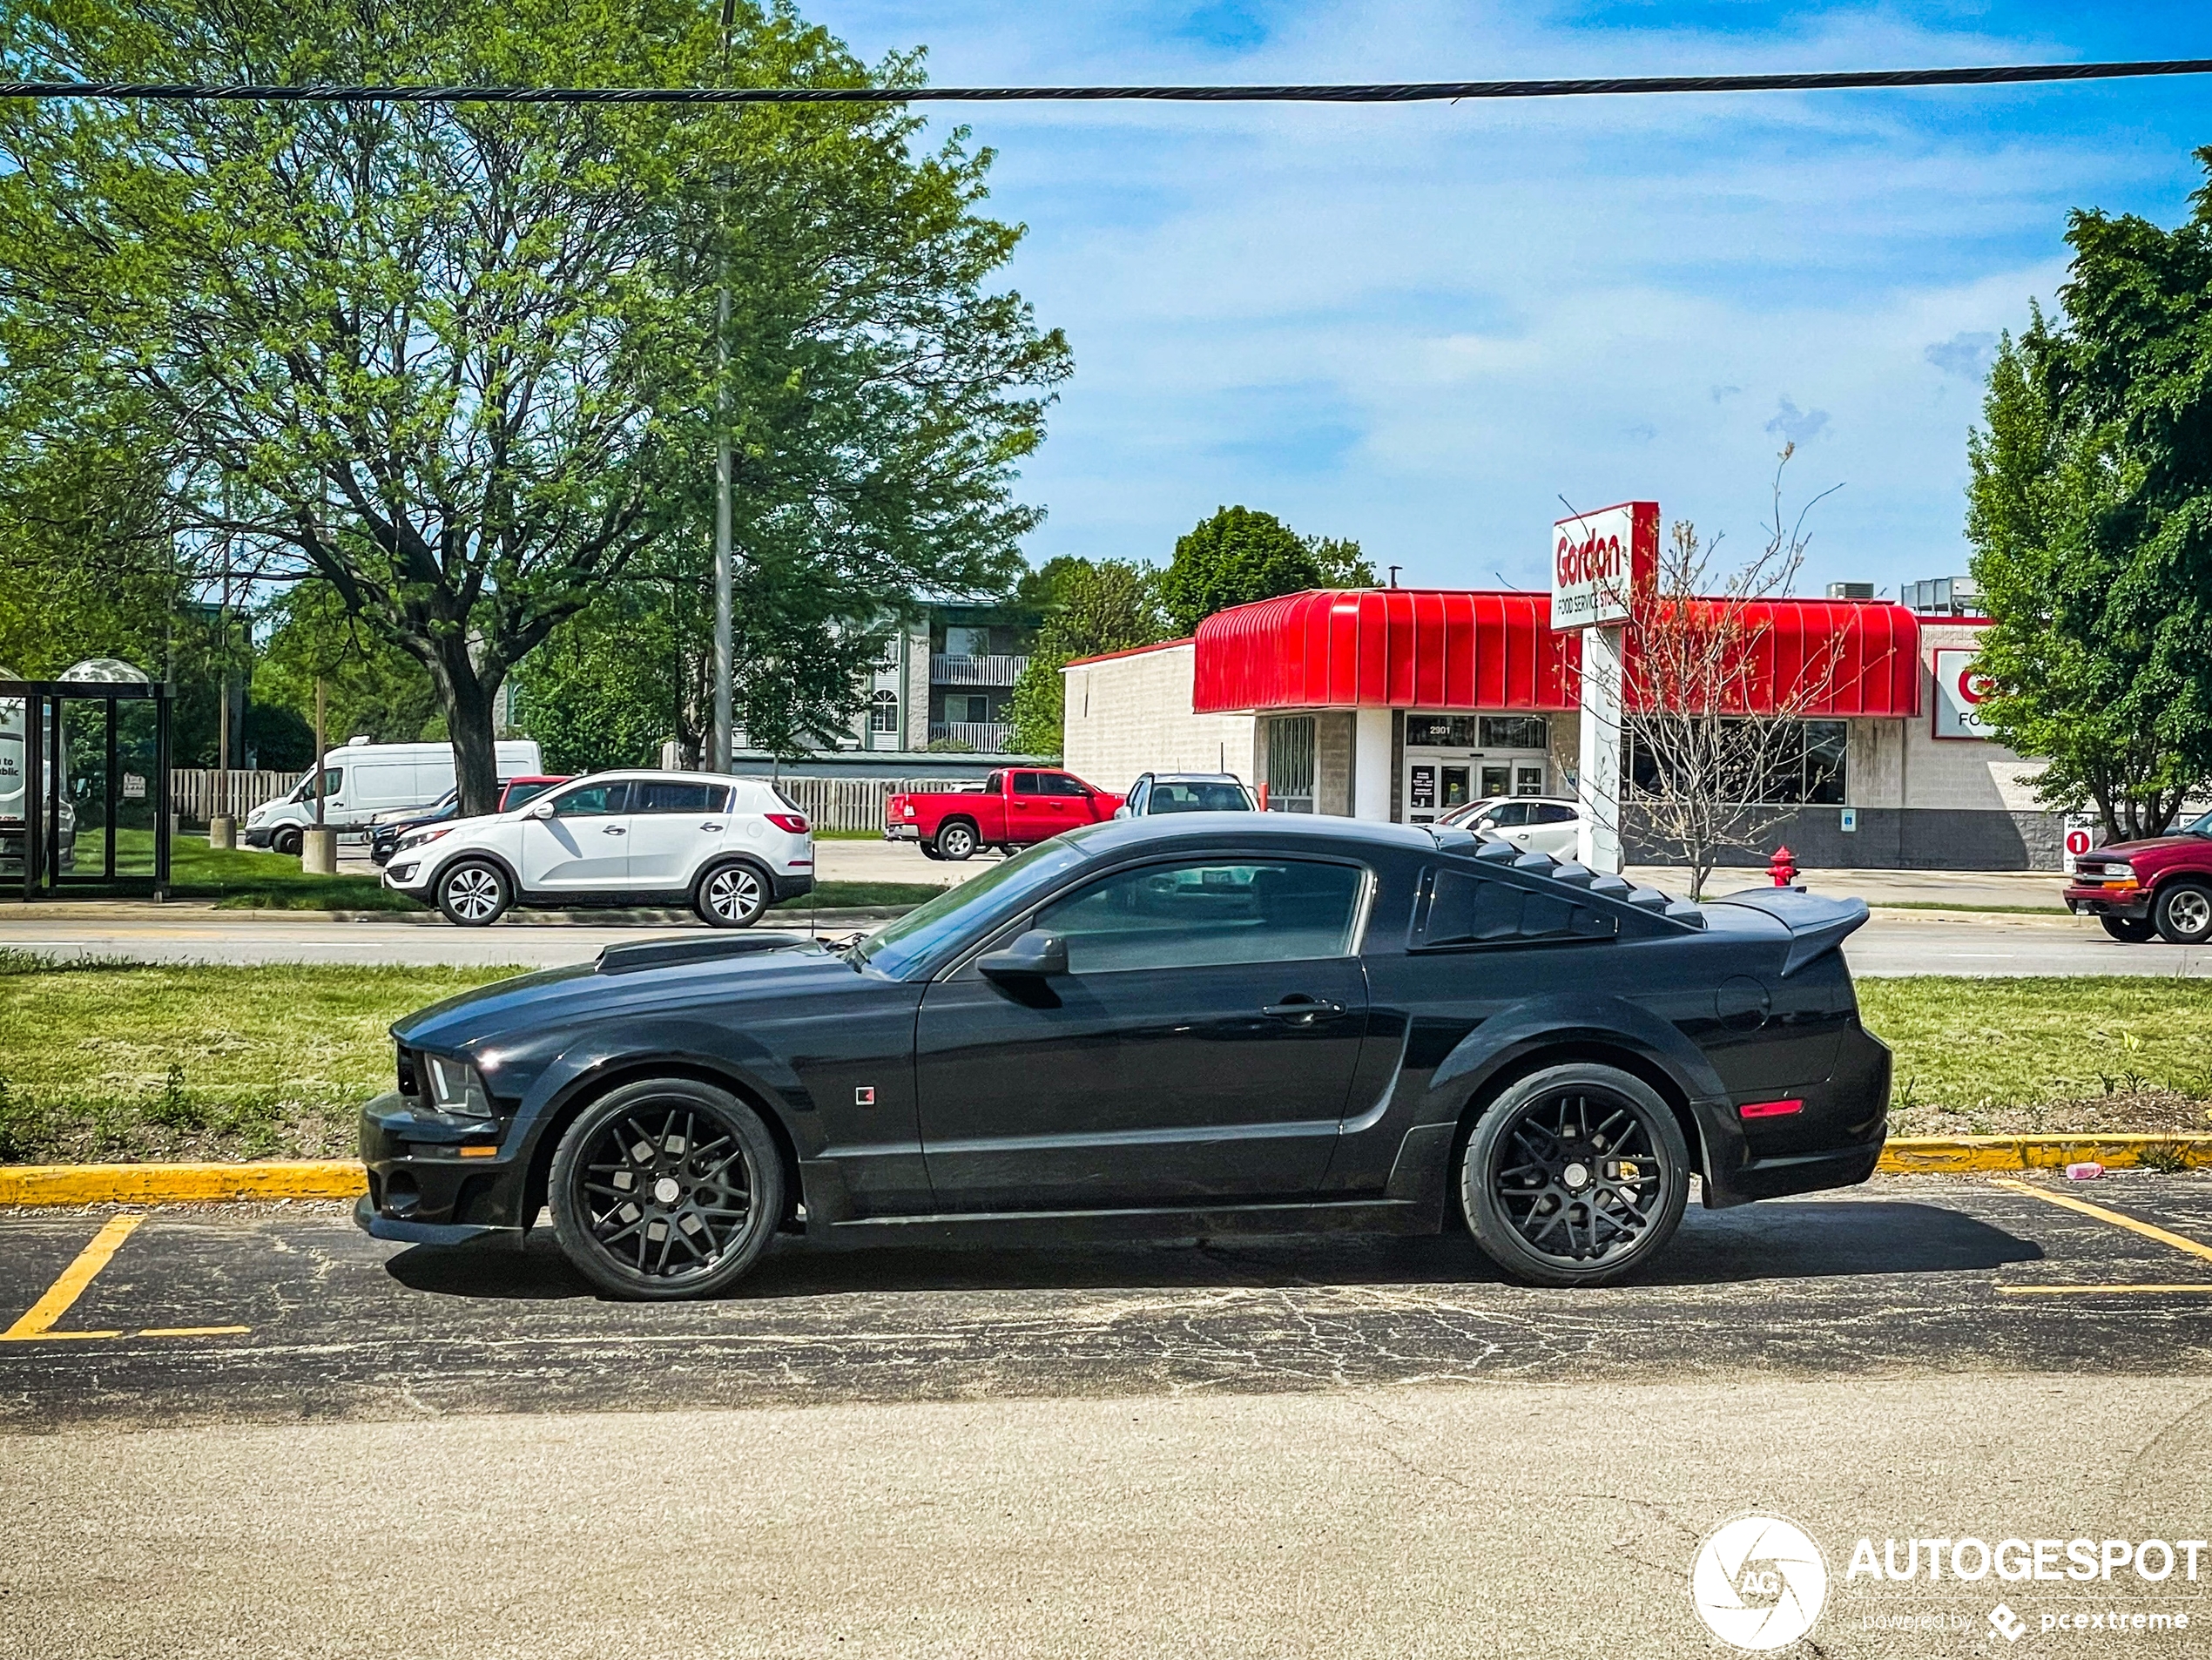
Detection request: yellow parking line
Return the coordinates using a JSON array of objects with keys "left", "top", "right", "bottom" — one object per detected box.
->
[
  {"left": 135, "top": 1326, "right": 251, "bottom": 1338},
  {"left": 1994, "top": 1178, "right": 2212, "bottom": 1264},
  {"left": 1999, "top": 1285, "right": 2212, "bottom": 1296},
  {"left": 0, "top": 1214, "right": 141, "bottom": 1341}
]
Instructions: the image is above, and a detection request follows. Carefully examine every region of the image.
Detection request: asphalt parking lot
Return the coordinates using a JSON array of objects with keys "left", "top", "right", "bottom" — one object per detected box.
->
[{"left": 7, "top": 1173, "right": 2211, "bottom": 1658}]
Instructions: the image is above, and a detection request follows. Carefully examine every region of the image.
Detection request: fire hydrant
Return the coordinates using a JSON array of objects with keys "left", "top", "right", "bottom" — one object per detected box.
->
[{"left": 1769, "top": 845, "right": 1797, "bottom": 887}]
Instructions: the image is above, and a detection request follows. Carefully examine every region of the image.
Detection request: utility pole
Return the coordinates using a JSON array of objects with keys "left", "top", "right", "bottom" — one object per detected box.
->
[{"left": 711, "top": 0, "right": 736, "bottom": 774}]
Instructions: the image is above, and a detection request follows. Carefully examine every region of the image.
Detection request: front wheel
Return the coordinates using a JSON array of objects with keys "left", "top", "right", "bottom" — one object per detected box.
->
[
  {"left": 934, "top": 820, "right": 978, "bottom": 861},
  {"left": 694, "top": 860, "right": 771, "bottom": 928},
  {"left": 435, "top": 860, "right": 511, "bottom": 927},
  {"left": 2101, "top": 914, "right": 2158, "bottom": 944},
  {"left": 273, "top": 827, "right": 303, "bottom": 858},
  {"left": 2155, "top": 881, "right": 2212, "bottom": 945},
  {"left": 549, "top": 1079, "right": 784, "bottom": 1300},
  {"left": 1460, "top": 1063, "right": 1691, "bottom": 1287}
]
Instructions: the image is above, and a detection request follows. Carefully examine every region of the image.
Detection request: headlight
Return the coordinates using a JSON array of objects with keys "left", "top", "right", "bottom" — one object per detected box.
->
[
  {"left": 423, "top": 1053, "right": 493, "bottom": 1116},
  {"left": 398, "top": 826, "right": 452, "bottom": 850},
  {"left": 2100, "top": 860, "right": 2134, "bottom": 878}
]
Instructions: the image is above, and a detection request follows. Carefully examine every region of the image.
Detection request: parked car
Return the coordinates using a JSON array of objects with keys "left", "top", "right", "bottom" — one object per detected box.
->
[
  {"left": 245, "top": 738, "right": 543, "bottom": 854},
  {"left": 884, "top": 767, "right": 1123, "bottom": 860},
  {"left": 1439, "top": 795, "right": 1585, "bottom": 857},
  {"left": 358, "top": 813, "right": 1891, "bottom": 1299},
  {"left": 371, "top": 791, "right": 458, "bottom": 866},
  {"left": 381, "top": 770, "right": 813, "bottom": 928},
  {"left": 2064, "top": 808, "right": 2212, "bottom": 943},
  {"left": 497, "top": 774, "right": 572, "bottom": 813},
  {"left": 1115, "top": 773, "right": 1255, "bottom": 816}
]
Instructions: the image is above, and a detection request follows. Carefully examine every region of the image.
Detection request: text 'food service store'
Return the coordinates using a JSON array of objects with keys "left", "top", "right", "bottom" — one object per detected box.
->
[{"left": 1062, "top": 579, "right": 2052, "bottom": 870}]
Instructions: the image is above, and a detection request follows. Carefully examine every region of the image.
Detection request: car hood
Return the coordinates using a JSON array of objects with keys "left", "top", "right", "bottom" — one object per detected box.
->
[
  {"left": 392, "top": 932, "right": 870, "bottom": 1054},
  {"left": 2083, "top": 833, "right": 2209, "bottom": 862}
]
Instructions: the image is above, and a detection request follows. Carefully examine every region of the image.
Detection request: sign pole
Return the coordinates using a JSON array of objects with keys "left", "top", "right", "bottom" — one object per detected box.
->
[
  {"left": 1576, "top": 623, "right": 1624, "bottom": 874},
  {"left": 1551, "top": 501, "right": 1658, "bottom": 878}
]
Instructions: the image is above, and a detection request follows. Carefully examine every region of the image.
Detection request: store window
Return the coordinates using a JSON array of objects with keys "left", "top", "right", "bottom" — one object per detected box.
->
[
  {"left": 1265, "top": 717, "right": 1317, "bottom": 813},
  {"left": 1479, "top": 715, "right": 1549, "bottom": 751},
  {"left": 1406, "top": 714, "right": 1479, "bottom": 747},
  {"left": 1628, "top": 719, "right": 1849, "bottom": 805}
]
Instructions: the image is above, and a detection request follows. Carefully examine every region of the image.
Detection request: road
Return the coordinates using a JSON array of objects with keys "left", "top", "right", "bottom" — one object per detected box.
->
[
  {"left": 3, "top": 903, "right": 2205, "bottom": 975},
  {"left": 3, "top": 1173, "right": 2210, "bottom": 1657}
]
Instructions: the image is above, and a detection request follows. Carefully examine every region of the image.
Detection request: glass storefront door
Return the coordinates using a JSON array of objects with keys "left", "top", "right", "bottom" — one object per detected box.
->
[{"left": 1401, "top": 712, "right": 1551, "bottom": 825}]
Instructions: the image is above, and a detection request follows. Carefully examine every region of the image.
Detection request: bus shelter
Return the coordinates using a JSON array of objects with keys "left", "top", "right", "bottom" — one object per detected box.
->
[{"left": 1, "top": 673, "right": 173, "bottom": 900}]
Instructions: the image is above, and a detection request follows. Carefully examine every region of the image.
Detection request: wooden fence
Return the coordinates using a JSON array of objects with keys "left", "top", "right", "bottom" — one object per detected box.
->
[{"left": 171, "top": 770, "right": 307, "bottom": 824}]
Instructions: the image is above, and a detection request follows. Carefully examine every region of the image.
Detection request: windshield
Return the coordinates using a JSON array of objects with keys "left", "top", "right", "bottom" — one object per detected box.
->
[
  {"left": 2187, "top": 809, "right": 2212, "bottom": 837},
  {"left": 1151, "top": 782, "right": 1253, "bottom": 812},
  {"left": 852, "top": 840, "right": 1089, "bottom": 980}
]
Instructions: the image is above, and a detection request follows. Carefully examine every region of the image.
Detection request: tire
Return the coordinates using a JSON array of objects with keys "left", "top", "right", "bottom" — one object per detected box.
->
[
  {"left": 435, "top": 859, "right": 512, "bottom": 928},
  {"left": 549, "top": 1078, "right": 784, "bottom": 1300},
  {"left": 2154, "top": 881, "right": 2212, "bottom": 946},
  {"left": 273, "top": 827, "right": 303, "bottom": 858},
  {"left": 1460, "top": 1063, "right": 1691, "bottom": 1288},
  {"left": 934, "top": 819, "right": 979, "bottom": 861},
  {"left": 920, "top": 844, "right": 944, "bottom": 861},
  {"left": 694, "top": 859, "right": 770, "bottom": 928},
  {"left": 2101, "top": 914, "right": 2158, "bottom": 944}
]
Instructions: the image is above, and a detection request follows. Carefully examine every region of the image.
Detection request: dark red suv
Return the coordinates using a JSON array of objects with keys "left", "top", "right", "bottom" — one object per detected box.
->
[{"left": 2064, "top": 809, "right": 2212, "bottom": 944}]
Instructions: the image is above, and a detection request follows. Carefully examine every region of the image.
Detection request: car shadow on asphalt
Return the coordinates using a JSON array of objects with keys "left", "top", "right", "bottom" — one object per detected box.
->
[{"left": 383, "top": 1198, "right": 2041, "bottom": 1302}]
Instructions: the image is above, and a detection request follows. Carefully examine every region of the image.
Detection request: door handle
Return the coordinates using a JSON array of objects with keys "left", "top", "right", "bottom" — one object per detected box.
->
[
  {"left": 603, "top": 826, "right": 626, "bottom": 835},
  {"left": 700, "top": 821, "right": 724, "bottom": 831},
  {"left": 1262, "top": 997, "right": 1344, "bottom": 1022}
]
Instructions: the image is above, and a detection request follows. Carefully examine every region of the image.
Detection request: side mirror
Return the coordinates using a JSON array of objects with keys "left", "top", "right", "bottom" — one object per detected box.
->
[
  {"left": 978, "top": 928, "right": 1069, "bottom": 982},
  {"left": 1112, "top": 805, "right": 1130, "bottom": 820},
  {"left": 527, "top": 800, "right": 556, "bottom": 820}
]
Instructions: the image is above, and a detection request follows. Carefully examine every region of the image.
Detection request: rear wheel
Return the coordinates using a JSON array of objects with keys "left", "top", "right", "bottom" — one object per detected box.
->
[
  {"left": 694, "top": 860, "right": 770, "bottom": 928},
  {"left": 919, "top": 843, "right": 944, "bottom": 860},
  {"left": 2101, "top": 914, "right": 2158, "bottom": 944},
  {"left": 549, "top": 1079, "right": 783, "bottom": 1300},
  {"left": 934, "top": 820, "right": 978, "bottom": 861},
  {"left": 1460, "top": 1063, "right": 1690, "bottom": 1288},
  {"left": 2155, "top": 881, "right": 2212, "bottom": 945},
  {"left": 435, "top": 860, "right": 511, "bottom": 927}
]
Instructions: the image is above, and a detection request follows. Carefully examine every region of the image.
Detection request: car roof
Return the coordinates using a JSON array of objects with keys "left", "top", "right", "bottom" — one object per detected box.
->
[
  {"left": 1064, "top": 811, "right": 1439, "bottom": 858},
  {"left": 1143, "top": 773, "right": 1247, "bottom": 785}
]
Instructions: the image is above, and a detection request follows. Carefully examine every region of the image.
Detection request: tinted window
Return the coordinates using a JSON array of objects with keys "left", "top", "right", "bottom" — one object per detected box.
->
[
  {"left": 1038, "top": 860, "right": 1365, "bottom": 975},
  {"left": 635, "top": 781, "right": 725, "bottom": 814},
  {"left": 1533, "top": 803, "right": 1578, "bottom": 825},
  {"left": 550, "top": 781, "right": 629, "bottom": 816},
  {"left": 1036, "top": 773, "right": 1089, "bottom": 797},
  {"left": 1485, "top": 802, "right": 1529, "bottom": 827},
  {"left": 1150, "top": 781, "right": 1251, "bottom": 813},
  {"left": 1012, "top": 772, "right": 1044, "bottom": 795},
  {"left": 856, "top": 842, "right": 1089, "bottom": 981},
  {"left": 1480, "top": 716, "right": 1549, "bottom": 750},
  {"left": 1418, "top": 867, "right": 1616, "bottom": 949}
]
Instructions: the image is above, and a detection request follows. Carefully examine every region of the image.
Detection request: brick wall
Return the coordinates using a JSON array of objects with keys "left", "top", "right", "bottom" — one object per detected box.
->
[{"left": 1062, "top": 642, "right": 1258, "bottom": 793}]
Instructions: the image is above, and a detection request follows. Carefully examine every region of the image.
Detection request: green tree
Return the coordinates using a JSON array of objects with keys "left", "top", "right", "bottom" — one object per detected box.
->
[
  {"left": 1005, "top": 558, "right": 1167, "bottom": 757},
  {"left": 252, "top": 583, "right": 443, "bottom": 752},
  {"left": 0, "top": 0, "right": 1068, "bottom": 812},
  {"left": 1158, "top": 506, "right": 1373, "bottom": 635},
  {"left": 1965, "top": 156, "right": 2212, "bottom": 839}
]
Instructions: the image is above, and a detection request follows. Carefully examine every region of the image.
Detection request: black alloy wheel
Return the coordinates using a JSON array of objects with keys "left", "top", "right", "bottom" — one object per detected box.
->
[
  {"left": 935, "top": 820, "right": 978, "bottom": 861},
  {"left": 1460, "top": 1063, "right": 1690, "bottom": 1287},
  {"left": 694, "top": 860, "right": 770, "bottom": 928},
  {"left": 549, "top": 1079, "right": 784, "bottom": 1300},
  {"left": 2155, "top": 881, "right": 2212, "bottom": 946},
  {"left": 436, "top": 859, "right": 511, "bottom": 927},
  {"left": 2101, "top": 914, "right": 2158, "bottom": 944}
]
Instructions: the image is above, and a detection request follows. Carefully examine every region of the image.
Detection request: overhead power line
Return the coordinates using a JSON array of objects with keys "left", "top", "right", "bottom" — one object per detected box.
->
[{"left": 0, "top": 57, "right": 2210, "bottom": 105}]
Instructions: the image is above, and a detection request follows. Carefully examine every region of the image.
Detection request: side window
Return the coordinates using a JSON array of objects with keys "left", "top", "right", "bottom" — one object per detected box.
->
[
  {"left": 317, "top": 767, "right": 344, "bottom": 799},
  {"left": 635, "top": 781, "right": 720, "bottom": 814},
  {"left": 550, "top": 781, "right": 629, "bottom": 817},
  {"left": 1035, "top": 860, "right": 1366, "bottom": 975},
  {"left": 1416, "top": 867, "right": 1616, "bottom": 950},
  {"left": 1037, "top": 773, "right": 1087, "bottom": 797},
  {"left": 1012, "top": 772, "right": 1043, "bottom": 795},
  {"left": 982, "top": 772, "right": 1004, "bottom": 794},
  {"left": 1486, "top": 802, "right": 1529, "bottom": 828},
  {"left": 1534, "top": 803, "right": 1578, "bottom": 825},
  {"left": 1127, "top": 780, "right": 1149, "bottom": 814}
]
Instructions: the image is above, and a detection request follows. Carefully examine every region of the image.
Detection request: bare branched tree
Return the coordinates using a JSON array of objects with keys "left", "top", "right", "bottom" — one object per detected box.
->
[{"left": 1592, "top": 449, "right": 1853, "bottom": 899}]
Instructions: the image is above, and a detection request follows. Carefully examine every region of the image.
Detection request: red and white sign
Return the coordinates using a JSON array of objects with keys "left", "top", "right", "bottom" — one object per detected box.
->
[
  {"left": 2063, "top": 816, "right": 2097, "bottom": 875},
  {"left": 1932, "top": 647, "right": 1994, "bottom": 740},
  {"left": 1550, "top": 502, "right": 1658, "bottom": 631}
]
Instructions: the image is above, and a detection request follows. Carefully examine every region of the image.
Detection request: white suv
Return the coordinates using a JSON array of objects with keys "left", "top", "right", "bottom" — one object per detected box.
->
[{"left": 381, "top": 771, "right": 814, "bottom": 928}]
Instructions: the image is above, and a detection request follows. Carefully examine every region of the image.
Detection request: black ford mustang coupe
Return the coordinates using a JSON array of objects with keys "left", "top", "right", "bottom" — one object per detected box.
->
[{"left": 359, "top": 814, "right": 1889, "bottom": 1296}]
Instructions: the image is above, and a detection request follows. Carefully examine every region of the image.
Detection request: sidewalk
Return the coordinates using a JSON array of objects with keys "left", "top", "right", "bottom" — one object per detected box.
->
[{"left": 1628, "top": 865, "right": 2068, "bottom": 911}]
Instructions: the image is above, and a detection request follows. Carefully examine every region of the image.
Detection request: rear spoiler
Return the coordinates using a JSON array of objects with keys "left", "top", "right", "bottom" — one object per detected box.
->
[{"left": 1703, "top": 887, "right": 1870, "bottom": 976}]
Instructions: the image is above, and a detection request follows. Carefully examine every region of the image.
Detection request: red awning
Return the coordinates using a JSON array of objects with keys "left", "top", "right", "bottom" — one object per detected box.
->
[{"left": 1191, "top": 590, "right": 1920, "bottom": 719}]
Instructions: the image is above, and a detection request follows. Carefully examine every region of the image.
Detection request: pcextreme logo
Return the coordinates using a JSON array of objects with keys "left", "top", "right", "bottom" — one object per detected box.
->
[{"left": 1690, "top": 1514, "right": 1830, "bottom": 1651}]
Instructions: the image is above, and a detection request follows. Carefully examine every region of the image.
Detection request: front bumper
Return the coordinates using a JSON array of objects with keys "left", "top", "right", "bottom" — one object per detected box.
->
[
  {"left": 242, "top": 825, "right": 273, "bottom": 848},
  {"left": 2065, "top": 883, "right": 2150, "bottom": 919},
  {"left": 357, "top": 1089, "right": 532, "bottom": 1234}
]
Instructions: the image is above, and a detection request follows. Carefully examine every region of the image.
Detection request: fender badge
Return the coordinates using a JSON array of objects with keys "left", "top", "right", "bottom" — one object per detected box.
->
[{"left": 854, "top": 1086, "right": 876, "bottom": 1107}]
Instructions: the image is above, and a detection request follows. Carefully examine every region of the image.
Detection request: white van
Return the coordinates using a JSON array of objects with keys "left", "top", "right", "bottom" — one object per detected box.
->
[{"left": 243, "top": 738, "right": 543, "bottom": 854}]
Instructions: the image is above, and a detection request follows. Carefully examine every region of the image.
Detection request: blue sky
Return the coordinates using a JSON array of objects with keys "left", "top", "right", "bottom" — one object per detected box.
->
[{"left": 810, "top": 2, "right": 2212, "bottom": 598}]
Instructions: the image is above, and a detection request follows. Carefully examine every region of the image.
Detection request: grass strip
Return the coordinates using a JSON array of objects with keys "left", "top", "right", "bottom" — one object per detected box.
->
[{"left": 2, "top": 964, "right": 2206, "bottom": 1164}]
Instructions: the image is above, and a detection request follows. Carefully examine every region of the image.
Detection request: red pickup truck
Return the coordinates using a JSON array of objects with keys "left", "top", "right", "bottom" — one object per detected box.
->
[
  {"left": 886, "top": 768, "right": 1123, "bottom": 860},
  {"left": 2065, "top": 808, "right": 2212, "bottom": 944}
]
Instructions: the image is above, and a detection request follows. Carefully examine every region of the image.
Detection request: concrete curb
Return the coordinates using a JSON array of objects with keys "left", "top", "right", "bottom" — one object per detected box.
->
[
  {"left": 0, "top": 1162, "right": 366, "bottom": 1205},
  {"left": 6, "top": 1137, "right": 2209, "bottom": 1206},
  {"left": 1877, "top": 1135, "right": 2212, "bottom": 1172}
]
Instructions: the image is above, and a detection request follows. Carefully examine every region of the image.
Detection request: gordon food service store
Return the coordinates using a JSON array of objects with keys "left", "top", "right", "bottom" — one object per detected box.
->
[{"left": 1062, "top": 583, "right": 2054, "bottom": 870}]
